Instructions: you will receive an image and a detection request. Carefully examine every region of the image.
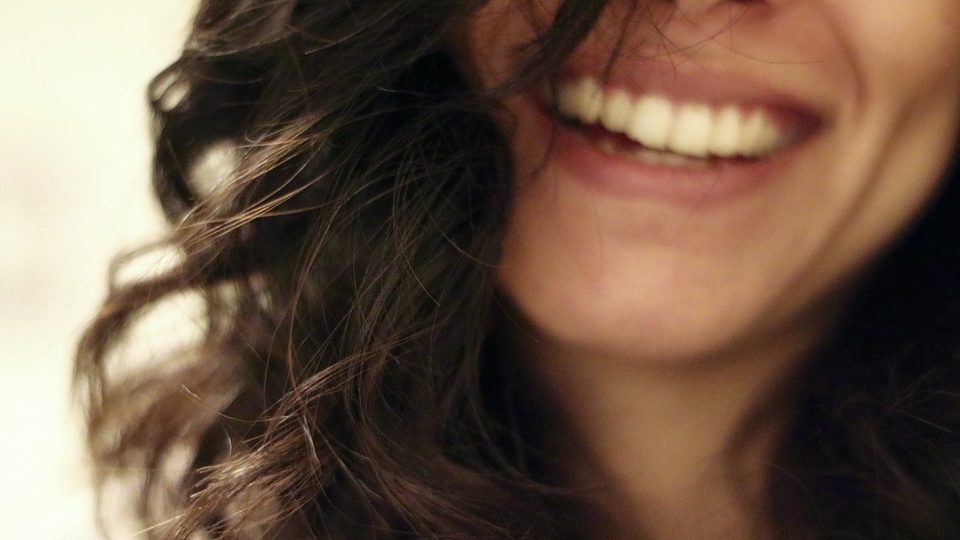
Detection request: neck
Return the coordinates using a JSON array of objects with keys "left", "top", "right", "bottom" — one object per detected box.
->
[{"left": 511, "top": 319, "right": 830, "bottom": 539}]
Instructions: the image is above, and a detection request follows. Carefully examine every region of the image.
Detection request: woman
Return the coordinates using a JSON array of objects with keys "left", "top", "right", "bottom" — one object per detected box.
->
[{"left": 77, "top": 0, "right": 960, "bottom": 537}]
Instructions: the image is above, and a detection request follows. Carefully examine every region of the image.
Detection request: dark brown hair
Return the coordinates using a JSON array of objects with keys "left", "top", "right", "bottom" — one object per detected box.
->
[{"left": 76, "top": 0, "right": 960, "bottom": 537}]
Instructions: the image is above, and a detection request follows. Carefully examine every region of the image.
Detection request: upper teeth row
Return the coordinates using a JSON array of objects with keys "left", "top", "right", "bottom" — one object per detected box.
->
[{"left": 555, "top": 77, "right": 790, "bottom": 159}]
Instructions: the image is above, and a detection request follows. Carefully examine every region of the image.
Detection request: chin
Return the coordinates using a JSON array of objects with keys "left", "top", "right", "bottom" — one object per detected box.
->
[{"left": 497, "top": 262, "right": 782, "bottom": 365}]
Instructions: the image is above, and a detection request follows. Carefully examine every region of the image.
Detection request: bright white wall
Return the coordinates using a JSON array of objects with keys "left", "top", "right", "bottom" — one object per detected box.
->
[{"left": 0, "top": 2, "right": 195, "bottom": 537}]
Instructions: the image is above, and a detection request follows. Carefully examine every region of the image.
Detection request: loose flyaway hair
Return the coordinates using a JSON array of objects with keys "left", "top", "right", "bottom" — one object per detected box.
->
[{"left": 76, "top": 0, "right": 960, "bottom": 537}]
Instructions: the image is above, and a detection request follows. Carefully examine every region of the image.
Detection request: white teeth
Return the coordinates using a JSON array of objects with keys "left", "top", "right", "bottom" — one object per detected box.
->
[
  {"left": 669, "top": 104, "right": 713, "bottom": 159},
  {"left": 634, "top": 146, "right": 711, "bottom": 169},
  {"left": 558, "top": 77, "right": 603, "bottom": 124},
  {"left": 553, "top": 77, "right": 794, "bottom": 160},
  {"left": 600, "top": 89, "right": 633, "bottom": 133},
  {"left": 709, "top": 106, "right": 742, "bottom": 158},
  {"left": 629, "top": 95, "right": 674, "bottom": 151},
  {"left": 740, "top": 110, "right": 782, "bottom": 157}
]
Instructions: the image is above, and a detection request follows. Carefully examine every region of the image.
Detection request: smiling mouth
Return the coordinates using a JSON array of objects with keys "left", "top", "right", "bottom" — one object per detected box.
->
[{"left": 549, "top": 76, "right": 816, "bottom": 167}]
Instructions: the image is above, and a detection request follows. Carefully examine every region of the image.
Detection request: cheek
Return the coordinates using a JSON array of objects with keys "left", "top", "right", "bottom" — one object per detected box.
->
[
  {"left": 831, "top": 3, "right": 960, "bottom": 110},
  {"left": 828, "top": 3, "right": 960, "bottom": 255}
]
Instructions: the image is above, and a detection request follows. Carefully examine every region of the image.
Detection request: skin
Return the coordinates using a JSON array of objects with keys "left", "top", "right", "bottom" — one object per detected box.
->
[{"left": 466, "top": 0, "right": 960, "bottom": 537}]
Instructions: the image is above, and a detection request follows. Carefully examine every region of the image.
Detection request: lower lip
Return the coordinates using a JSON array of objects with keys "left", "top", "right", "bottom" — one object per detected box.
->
[{"left": 524, "top": 95, "right": 813, "bottom": 205}]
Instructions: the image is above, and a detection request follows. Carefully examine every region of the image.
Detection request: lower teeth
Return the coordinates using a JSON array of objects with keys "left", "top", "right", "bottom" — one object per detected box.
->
[{"left": 596, "top": 136, "right": 712, "bottom": 169}]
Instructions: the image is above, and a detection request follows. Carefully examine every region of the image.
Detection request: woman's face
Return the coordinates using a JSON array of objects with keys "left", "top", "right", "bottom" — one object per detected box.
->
[{"left": 468, "top": 1, "right": 960, "bottom": 363}]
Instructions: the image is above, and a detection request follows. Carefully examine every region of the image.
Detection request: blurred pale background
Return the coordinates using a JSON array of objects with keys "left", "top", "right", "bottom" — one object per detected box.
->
[{"left": 1, "top": 1, "right": 195, "bottom": 537}]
